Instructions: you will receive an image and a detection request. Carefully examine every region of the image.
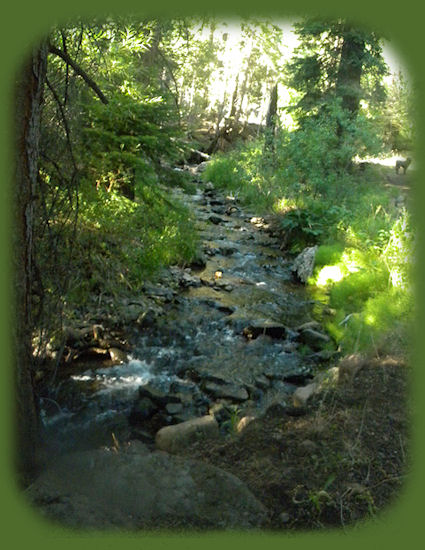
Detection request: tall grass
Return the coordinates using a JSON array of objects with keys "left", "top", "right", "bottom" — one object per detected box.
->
[
  {"left": 54, "top": 181, "right": 198, "bottom": 306},
  {"left": 203, "top": 135, "right": 414, "bottom": 358}
]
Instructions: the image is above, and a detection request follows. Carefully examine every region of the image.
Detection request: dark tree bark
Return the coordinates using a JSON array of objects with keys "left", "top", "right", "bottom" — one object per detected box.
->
[
  {"left": 264, "top": 83, "right": 278, "bottom": 154},
  {"left": 336, "top": 29, "right": 365, "bottom": 117},
  {"left": 14, "top": 43, "right": 48, "bottom": 482},
  {"left": 48, "top": 44, "right": 108, "bottom": 105}
]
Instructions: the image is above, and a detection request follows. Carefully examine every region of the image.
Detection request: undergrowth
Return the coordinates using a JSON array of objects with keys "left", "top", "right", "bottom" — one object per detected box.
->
[
  {"left": 203, "top": 135, "right": 414, "bottom": 358},
  {"left": 43, "top": 181, "right": 198, "bottom": 309}
]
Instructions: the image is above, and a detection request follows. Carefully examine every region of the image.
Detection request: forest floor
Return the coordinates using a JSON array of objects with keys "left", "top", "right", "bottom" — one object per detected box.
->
[{"left": 179, "top": 355, "right": 411, "bottom": 530}]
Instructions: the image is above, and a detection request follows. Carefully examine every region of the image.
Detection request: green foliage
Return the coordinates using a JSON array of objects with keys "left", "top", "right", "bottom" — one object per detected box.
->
[
  {"left": 80, "top": 92, "right": 183, "bottom": 198},
  {"left": 330, "top": 288, "right": 413, "bottom": 355},
  {"left": 65, "top": 186, "right": 198, "bottom": 304},
  {"left": 380, "top": 71, "right": 415, "bottom": 152},
  {"left": 285, "top": 17, "right": 387, "bottom": 124},
  {"left": 279, "top": 102, "right": 384, "bottom": 195},
  {"left": 310, "top": 214, "right": 414, "bottom": 356},
  {"left": 328, "top": 265, "right": 389, "bottom": 313},
  {"left": 202, "top": 152, "right": 246, "bottom": 192},
  {"left": 382, "top": 209, "right": 414, "bottom": 289},
  {"left": 205, "top": 129, "right": 413, "bottom": 358},
  {"left": 315, "top": 244, "right": 345, "bottom": 267}
]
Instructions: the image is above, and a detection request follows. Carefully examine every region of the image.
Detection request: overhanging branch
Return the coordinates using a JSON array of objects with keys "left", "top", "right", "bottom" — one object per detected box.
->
[{"left": 48, "top": 44, "right": 108, "bottom": 104}]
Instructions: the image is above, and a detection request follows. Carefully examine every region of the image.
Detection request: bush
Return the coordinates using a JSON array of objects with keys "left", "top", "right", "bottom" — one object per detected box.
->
[
  {"left": 80, "top": 92, "right": 184, "bottom": 199},
  {"left": 61, "top": 185, "right": 198, "bottom": 304}
]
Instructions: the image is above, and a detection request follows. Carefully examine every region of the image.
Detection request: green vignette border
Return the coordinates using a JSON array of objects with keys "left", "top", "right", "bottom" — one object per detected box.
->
[{"left": 0, "top": 0, "right": 423, "bottom": 548}]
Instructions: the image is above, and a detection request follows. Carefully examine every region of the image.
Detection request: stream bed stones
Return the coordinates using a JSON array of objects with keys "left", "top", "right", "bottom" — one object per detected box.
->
[{"left": 40, "top": 167, "right": 334, "bottom": 475}]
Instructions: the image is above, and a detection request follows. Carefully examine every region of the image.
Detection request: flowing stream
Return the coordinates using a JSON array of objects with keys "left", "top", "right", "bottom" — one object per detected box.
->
[{"left": 42, "top": 175, "right": 323, "bottom": 452}]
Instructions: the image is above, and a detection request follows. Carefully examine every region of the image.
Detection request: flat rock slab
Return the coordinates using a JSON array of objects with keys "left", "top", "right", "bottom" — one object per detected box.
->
[
  {"left": 203, "top": 381, "right": 249, "bottom": 402},
  {"left": 27, "top": 445, "right": 268, "bottom": 530}
]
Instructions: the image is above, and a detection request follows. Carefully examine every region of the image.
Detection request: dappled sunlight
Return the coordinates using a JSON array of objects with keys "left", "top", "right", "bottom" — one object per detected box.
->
[
  {"left": 316, "top": 265, "right": 344, "bottom": 286},
  {"left": 273, "top": 196, "right": 297, "bottom": 214}
]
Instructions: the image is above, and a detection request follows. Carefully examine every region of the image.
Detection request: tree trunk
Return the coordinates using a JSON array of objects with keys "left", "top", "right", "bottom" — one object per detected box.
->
[
  {"left": 14, "top": 43, "right": 47, "bottom": 483},
  {"left": 264, "top": 83, "right": 278, "bottom": 154},
  {"left": 336, "top": 29, "right": 365, "bottom": 117}
]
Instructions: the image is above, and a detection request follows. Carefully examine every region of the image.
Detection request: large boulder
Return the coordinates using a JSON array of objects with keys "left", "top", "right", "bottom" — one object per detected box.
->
[
  {"left": 291, "top": 245, "right": 318, "bottom": 283},
  {"left": 155, "top": 415, "right": 219, "bottom": 453},
  {"left": 26, "top": 444, "right": 269, "bottom": 529}
]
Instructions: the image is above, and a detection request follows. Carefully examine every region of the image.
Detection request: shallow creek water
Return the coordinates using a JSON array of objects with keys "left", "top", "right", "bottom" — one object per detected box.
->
[{"left": 42, "top": 180, "right": 319, "bottom": 452}]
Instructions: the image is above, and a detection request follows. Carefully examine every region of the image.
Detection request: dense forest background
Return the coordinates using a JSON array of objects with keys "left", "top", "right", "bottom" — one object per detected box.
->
[{"left": 14, "top": 14, "right": 414, "bottom": 496}]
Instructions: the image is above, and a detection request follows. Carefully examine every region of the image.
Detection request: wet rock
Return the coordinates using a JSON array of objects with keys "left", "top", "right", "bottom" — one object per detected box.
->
[
  {"left": 74, "top": 347, "right": 110, "bottom": 362},
  {"left": 200, "top": 372, "right": 229, "bottom": 385},
  {"left": 170, "top": 379, "right": 198, "bottom": 395},
  {"left": 203, "top": 245, "right": 220, "bottom": 257},
  {"left": 136, "top": 308, "right": 159, "bottom": 328},
  {"left": 200, "top": 276, "right": 215, "bottom": 286},
  {"left": 298, "top": 328, "right": 331, "bottom": 350},
  {"left": 172, "top": 409, "right": 201, "bottom": 424},
  {"left": 208, "top": 215, "right": 223, "bottom": 225},
  {"left": 211, "top": 206, "right": 226, "bottom": 215},
  {"left": 129, "top": 397, "right": 157, "bottom": 423},
  {"left": 254, "top": 374, "right": 271, "bottom": 390},
  {"left": 138, "top": 383, "right": 180, "bottom": 407},
  {"left": 165, "top": 402, "right": 184, "bottom": 415},
  {"left": 225, "top": 205, "right": 239, "bottom": 215},
  {"left": 180, "top": 272, "right": 202, "bottom": 288},
  {"left": 143, "top": 283, "right": 176, "bottom": 302},
  {"left": 188, "top": 150, "right": 211, "bottom": 164},
  {"left": 108, "top": 347, "right": 128, "bottom": 363},
  {"left": 203, "top": 381, "right": 249, "bottom": 402},
  {"left": 296, "top": 320, "right": 322, "bottom": 332},
  {"left": 209, "top": 198, "right": 225, "bottom": 206},
  {"left": 210, "top": 302, "right": 235, "bottom": 315},
  {"left": 155, "top": 415, "right": 219, "bottom": 453},
  {"left": 213, "top": 280, "right": 234, "bottom": 292},
  {"left": 291, "top": 245, "right": 318, "bottom": 283},
  {"left": 50, "top": 411, "right": 131, "bottom": 453},
  {"left": 243, "top": 321, "right": 287, "bottom": 340},
  {"left": 27, "top": 448, "right": 268, "bottom": 529}
]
